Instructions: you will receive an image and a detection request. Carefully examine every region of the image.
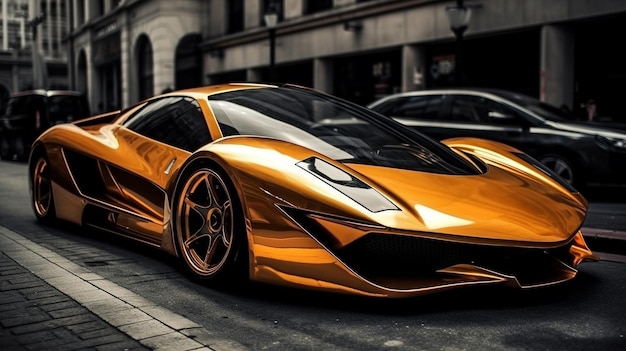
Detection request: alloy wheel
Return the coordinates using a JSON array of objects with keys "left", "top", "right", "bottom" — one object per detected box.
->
[
  {"left": 33, "top": 157, "right": 53, "bottom": 218},
  {"left": 539, "top": 155, "right": 574, "bottom": 185},
  {"left": 177, "top": 168, "right": 235, "bottom": 278}
]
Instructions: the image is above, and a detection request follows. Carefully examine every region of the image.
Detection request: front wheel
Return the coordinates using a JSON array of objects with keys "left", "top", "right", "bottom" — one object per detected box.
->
[{"left": 174, "top": 164, "right": 247, "bottom": 283}]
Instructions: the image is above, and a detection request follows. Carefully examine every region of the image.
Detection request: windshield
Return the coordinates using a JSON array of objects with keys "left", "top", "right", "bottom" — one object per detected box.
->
[
  {"left": 207, "top": 86, "right": 480, "bottom": 175},
  {"left": 494, "top": 91, "right": 574, "bottom": 122}
]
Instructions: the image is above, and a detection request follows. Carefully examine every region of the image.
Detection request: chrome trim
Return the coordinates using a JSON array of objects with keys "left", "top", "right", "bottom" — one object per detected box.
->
[{"left": 165, "top": 157, "right": 177, "bottom": 175}]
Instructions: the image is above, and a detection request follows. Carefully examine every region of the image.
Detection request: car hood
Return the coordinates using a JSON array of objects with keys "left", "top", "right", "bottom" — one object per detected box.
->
[
  {"left": 201, "top": 136, "right": 586, "bottom": 247},
  {"left": 347, "top": 163, "right": 587, "bottom": 246}
]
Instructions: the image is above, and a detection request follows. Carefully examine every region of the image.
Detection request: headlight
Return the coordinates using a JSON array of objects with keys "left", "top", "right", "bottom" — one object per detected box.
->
[
  {"left": 596, "top": 135, "right": 626, "bottom": 152},
  {"left": 297, "top": 157, "right": 398, "bottom": 213}
]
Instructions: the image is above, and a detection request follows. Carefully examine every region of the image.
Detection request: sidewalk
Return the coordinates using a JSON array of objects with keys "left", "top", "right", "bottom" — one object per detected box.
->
[
  {"left": 0, "top": 225, "right": 247, "bottom": 351},
  {"left": 0, "top": 250, "right": 150, "bottom": 351}
]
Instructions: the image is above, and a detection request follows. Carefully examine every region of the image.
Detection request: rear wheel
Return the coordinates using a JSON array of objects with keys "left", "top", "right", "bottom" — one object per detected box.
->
[
  {"left": 538, "top": 154, "right": 576, "bottom": 186},
  {"left": 31, "top": 152, "right": 57, "bottom": 224},
  {"left": 14, "top": 136, "right": 27, "bottom": 161},
  {"left": 0, "top": 133, "right": 9, "bottom": 160},
  {"left": 174, "top": 164, "right": 247, "bottom": 283}
]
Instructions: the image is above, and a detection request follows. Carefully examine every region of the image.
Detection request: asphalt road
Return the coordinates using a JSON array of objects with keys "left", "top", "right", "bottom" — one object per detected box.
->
[{"left": 1, "top": 160, "right": 625, "bottom": 350}]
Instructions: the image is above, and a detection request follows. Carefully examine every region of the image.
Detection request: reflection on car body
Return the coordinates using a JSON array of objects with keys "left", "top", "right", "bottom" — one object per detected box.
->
[
  {"left": 29, "top": 83, "right": 596, "bottom": 298},
  {"left": 368, "top": 88, "right": 626, "bottom": 189}
]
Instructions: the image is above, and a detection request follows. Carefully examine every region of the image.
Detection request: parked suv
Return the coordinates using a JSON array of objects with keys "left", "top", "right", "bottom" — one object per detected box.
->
[
  {"left": 0, "top": 90, "right": 90, "bottom": 161},
  {"left": 368, "top": 88, "right": 626, "bottom": 189}
]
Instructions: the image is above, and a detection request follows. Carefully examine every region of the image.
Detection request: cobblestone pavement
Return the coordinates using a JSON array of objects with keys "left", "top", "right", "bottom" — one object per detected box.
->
[
  {"left": 0, "top": 250, "right": 150, "bottom": 351},
  {"left": 0, "top": 225, "right": 244, "bottom": 351}
]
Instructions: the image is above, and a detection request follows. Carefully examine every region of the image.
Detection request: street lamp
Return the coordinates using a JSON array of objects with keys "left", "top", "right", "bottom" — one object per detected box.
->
[
  {"left": 264, "top": 10, "right": 278, "bottom": 82},
  {"left": 446, "top": 0, "right": 471, "bottom": 85}
]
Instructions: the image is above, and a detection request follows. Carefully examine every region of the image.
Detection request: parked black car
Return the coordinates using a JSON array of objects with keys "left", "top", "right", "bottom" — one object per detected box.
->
[
  {"left": 0, "top": 90, "right": 90, "bottom": 161},
  {"left": 368, "top": 88, "right": 626, "bottom": 189}
]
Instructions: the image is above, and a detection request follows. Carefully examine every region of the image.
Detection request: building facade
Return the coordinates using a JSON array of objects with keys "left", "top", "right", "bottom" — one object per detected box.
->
[
  {"left": 0, "top": 0, "right": 69, "bottom": 111},
  {"left": 67, "top": 0, "right": 626, "bottom": 121},
  {"left": 67, "top": 0, "right": 204, "bottom": 113}
]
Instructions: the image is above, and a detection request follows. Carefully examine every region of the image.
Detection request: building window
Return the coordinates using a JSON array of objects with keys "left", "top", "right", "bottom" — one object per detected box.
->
[
  {"left": 227, "top": 0, "right": 244, "bottom": 34},
  {"left": 304, "top": 0, "right": 332, "bottom": 15},
  {"left": 76, "top": 1, "right": 84, "bottom": 25},
  {"left": 137, "top": 36, "right": 154, "bottom": 100},
  {"left": 175, "top": 34, "right": 202, "bottom": 90},
  {"left": 95, "top": 0, "right": 104, "bottom": 17}
]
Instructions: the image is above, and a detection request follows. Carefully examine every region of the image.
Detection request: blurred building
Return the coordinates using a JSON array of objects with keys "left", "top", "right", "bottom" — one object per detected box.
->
[
  {"left": 66, "top": 0, "right": 626, "bottom": 121},
  {"left": 66, "top": 0, "right": 204, "bottom": 113},
  {"left": 0, "top": 0, "right": 70, "bottom": 111}
]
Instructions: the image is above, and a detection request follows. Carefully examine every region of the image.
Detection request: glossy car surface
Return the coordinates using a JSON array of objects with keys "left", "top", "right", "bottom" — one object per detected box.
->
[
  {"left": 29, "top": 83, "right": 596, "bottom": 298},
  {"left": 1, "top": 90, "right": 90, "bottom": 161},
  {"left": 368, "top": 89, "right": 626, "bottom": 189}
]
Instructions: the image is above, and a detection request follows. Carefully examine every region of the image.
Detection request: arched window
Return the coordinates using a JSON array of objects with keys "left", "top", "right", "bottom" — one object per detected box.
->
[
  {"left": 137, "top": 35, "right": 154, "bottom": 100},
  {"left": 227, "top": 0, "right": 244, "bottom": 34},
  {"left": 175, "top": 34, "right": 202, "bottom": 90},
  {"left": 77, "top": 50, "right": 88, "bottom": 96}
]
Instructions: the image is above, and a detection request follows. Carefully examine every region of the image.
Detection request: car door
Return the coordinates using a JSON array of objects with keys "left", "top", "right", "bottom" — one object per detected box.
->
[{"left": 104, "top": 96, "right": 213, "bottom": 241}]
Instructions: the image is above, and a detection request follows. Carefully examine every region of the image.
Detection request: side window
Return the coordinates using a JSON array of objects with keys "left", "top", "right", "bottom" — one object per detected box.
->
[
  {"left": 450, "top": 96, "right": 525, "bottom": 125},
  {"left": 124, "top": 97, "right": 211, "bottom": 152},
  {"left": 479, "top": 99, "right": 525, "bottom": 126},
  {"left": 380, "top": 95, "right": 443, "bottom": 121},
  {"left": 449, "top": 96, "right": 485, "bottom": 123},
  {"left": 6, "top": 96, "right": 44, "bottom": 116},
  {"left": 48, "top": 96, "right": 90, "bottom": 124}
]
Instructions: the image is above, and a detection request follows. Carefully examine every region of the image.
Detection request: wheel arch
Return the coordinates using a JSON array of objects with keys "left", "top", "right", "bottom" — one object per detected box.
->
[{"left": 167, "top": 151, "right": 252, "bottom": 278}]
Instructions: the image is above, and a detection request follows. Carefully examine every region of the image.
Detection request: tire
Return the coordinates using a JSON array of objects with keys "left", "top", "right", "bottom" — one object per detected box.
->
[
  {"left": 0, "top": 133, "right": 10, "bottom": 160},
  {"left": 14, "top": 136, "right": 27, "bottom": 161},
  {"left": 173, "top": 163, "right": 248, "bottom": 283},
  {"left": 538, "top": 154, "right": 577, "bottom": 187},
  {"left": 31, "top": 152, "right": 57, "bottom": 224}
]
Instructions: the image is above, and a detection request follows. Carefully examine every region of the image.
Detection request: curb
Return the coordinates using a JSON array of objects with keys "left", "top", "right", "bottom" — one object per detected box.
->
[
  {"left": 581, "top": 227, "right": 626, "bottom": 257},
  {"left": 0, "top": 225, "right": 248, "bottom": 351}
]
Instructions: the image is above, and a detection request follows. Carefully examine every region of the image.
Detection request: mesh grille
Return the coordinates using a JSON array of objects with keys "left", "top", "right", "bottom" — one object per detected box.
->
[{"left": 337, "top": 233, "right": 573, "bottom": 283}]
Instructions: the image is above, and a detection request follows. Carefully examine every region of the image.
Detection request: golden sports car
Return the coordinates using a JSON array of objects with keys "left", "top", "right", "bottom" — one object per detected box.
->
[{"left": 29, "top": 83, "right": 597, "bottom": 298}]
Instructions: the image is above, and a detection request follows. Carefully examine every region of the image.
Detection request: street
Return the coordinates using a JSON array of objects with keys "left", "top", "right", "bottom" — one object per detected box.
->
[{"left": 1, "top": 159, "right": 625, "bottom": 350}]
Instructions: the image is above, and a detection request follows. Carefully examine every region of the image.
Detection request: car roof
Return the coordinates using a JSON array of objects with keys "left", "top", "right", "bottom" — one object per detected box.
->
[
  {"left": 367, "top": 88, "right": 544, "bottom": 112},
  {"left": 10, "top": 89, "right": 85, "bottom": 98},
  {"left": 160, "top": 83, "right": 278, "bottom": 100},
  {"left": 370, "top": 88, "right": 534, "bottom": 103}
]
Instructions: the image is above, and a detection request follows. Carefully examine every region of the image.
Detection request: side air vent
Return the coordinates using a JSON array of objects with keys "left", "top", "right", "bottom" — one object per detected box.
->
[{"left": 63, "top": 149, "right": 107, "bottom": 197}]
